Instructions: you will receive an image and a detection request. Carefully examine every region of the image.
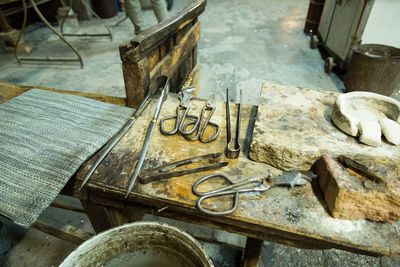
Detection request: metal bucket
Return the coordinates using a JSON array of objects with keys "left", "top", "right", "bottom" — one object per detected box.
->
[
  {"left": 60, "top": 222, "right": 214, "bottom": 267},
  {"left": 344, "top": 44, "right": 400, "bottom": 96}
]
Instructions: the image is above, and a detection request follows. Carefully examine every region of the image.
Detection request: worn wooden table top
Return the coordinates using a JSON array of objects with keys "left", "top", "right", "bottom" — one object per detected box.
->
[{"left": 1, "top": 82, "right": 399, "bottom": 257}]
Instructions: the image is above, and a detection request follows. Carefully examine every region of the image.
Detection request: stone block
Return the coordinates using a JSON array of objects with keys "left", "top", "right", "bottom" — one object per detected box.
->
[
  {"left": 249, "top": 83, "right": 400, "bottom": 171},
  {"left": 314, "top": 155, "right": 400, "bottom": 222}
]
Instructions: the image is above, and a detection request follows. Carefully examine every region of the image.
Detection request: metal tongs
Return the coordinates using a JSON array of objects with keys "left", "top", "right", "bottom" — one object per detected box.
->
[
  {"left": 160, "top": 86, "right": 200, "bottom": 136},
  {"left": 138, "top": 152, "right": 228, "bottom": 184},
  {"left": 192, "top": 171, "right": 314, "bottom": 216},
  {"left": 80, "top": 75, "right": 168, "bottom": 189},
  {"left": 225, "top": 88, "right": 242, "bottom": 158},
  {"left": 125, "top": 76, "right": 170, "bottom": 197},
  {"left": 183, "top": 94, "right": 220, "bottom": 143}
]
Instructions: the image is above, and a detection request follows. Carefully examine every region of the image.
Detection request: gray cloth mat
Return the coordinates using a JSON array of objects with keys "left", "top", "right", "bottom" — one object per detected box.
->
[{"left": 0, "top": 89, "right": 133, "bottom": 227}]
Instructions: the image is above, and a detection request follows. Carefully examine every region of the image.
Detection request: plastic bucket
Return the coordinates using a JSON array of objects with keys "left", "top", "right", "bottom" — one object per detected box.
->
[
  {"left": 60, "top": 222, "right": 214, "bottom": 267},
  {"left": 344, "top": 44, "right": 400, "bottom": 96}
]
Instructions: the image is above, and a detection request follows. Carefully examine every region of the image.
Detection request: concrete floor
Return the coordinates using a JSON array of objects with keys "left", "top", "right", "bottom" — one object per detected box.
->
[{"left": 1, "top": 0, "right": 400, "bottom": 266}]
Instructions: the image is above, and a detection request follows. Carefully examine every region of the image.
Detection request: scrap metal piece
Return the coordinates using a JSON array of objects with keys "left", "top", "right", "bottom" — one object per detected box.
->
[
  {"left": 139, "top": 152, "right": 228, "bottom": 184},
  {"left": 225, "top": 88, "right": 242, "bottom": 158},
  {"left": 125, "top": 76, "right": 170, "bottom": 197},
  {"left": 338, "top": 155, "right": 387, "bottom": 183},
  {"left": 79, "top": 76, "right": 163, "bottom": 189}
]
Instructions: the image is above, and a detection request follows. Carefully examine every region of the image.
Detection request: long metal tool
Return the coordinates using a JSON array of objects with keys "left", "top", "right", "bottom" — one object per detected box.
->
[
  {"left": 139, "top": 152, "right": 228, "bottom": 184},
  {"left": 125, "top": 76, "right": 170, "bottom": 197},
  {"left": 79, "top": 76, "right": 164, "bottom": 189},
  {"left": 225, "top": 88, "right": 242, "bottom": 158}
]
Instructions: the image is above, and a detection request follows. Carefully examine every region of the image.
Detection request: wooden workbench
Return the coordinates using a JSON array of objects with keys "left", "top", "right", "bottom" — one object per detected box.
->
[{"left": 1, "top": 82, "right": 399, "bottom": 265}]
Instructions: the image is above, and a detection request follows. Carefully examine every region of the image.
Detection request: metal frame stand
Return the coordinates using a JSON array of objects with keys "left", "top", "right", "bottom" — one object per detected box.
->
[
  {"left": 114, "top": 16, "right": 128, "bottom": 27},
  {"left": 15, "top": 0, "right": 84, "bottom": 67},
  {"left": 60, "top": 0, "right": 112, "bottom": 41}
]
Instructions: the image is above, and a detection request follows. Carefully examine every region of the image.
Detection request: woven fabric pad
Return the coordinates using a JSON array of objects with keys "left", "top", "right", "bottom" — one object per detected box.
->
[{"left": 0, "top": 89, "right": 133, "bottom": 227}]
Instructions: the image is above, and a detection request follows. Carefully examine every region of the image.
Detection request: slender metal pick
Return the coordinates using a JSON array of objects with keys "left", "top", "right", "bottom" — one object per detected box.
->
[
  {"left": 80, "top": 76, "right": 160, "bottom": 190},
  {"left": 125, "top": 76, "right": 170, "bottom": 197}
]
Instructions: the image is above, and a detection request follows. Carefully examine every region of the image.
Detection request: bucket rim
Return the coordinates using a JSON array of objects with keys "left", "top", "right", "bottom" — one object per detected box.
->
[
  {"left": 60, "top": 221, "right": 214, "bottom": 267},
  {"left": 351, "top": 43, "right": 400, "bottom": 59}
]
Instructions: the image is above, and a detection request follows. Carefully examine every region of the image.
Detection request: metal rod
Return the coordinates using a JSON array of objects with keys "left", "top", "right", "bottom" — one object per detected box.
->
[
  {"left": 226, "top": 88, "right": 231, "bottom": 144},
  {"left": 18, "top": 57, "right": 81, "bottom": 62},
  {"left": 79, "top": 0, "right": 113, "bottom": 41},
  {"left": 125, "top": 76, "right": 169, "bottom": 197},
  {"left": 62, "top": 34, "right": 112, "bottom": 37},
  {"left": 114, "top": 16, "right": 128, "bottom": 27},
  {"left": 80, "top": 80, "right": 158, "bottom": 189},
  {"left": 235, "top": 89, "right": 242, "bottom": 148},
  {"left": 142, "top": 152, "right": 222, "bottom": 174},
  {"left": 59, "top": 0, "right": 72, "bottom": 35},
  {"left": 14, "top": 0, "right": 28, "bottom": 65},
  {"left": 139, "top": 162, "right": 228, "bottom": 184},
  {"left": 138, "top": 152, "right": 227, "bottom": 184}
]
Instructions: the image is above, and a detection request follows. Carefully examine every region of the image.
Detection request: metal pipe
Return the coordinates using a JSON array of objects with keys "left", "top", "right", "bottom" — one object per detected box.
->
[{"left": 225, "top": 89, "right": 242, "bottom": 159}]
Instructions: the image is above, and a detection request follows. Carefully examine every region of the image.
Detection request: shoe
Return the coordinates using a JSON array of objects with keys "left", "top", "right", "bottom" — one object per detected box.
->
[{"left": 166, "top": 0, "right": 173, "bottom": 11}]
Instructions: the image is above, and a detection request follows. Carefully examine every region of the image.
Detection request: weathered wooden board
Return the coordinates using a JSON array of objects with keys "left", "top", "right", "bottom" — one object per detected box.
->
[
  {"left": 75, "top": 93, "right": 400, "bottom": 257},
  {"left": 32, "top": 221, "right": 93, "bottom": 245},
  {"left": 119, "top": 0, "right": 206, "bottom": 62},
  {"left": 0, "top": 82, "right": 126, "bottom": 105},
  {"left": 249, "top": 83, "right": 400, "bottom": 171},
  {"left": 150, "top": 21, "right": 201, "bottom": 86},
  {"left": 120, "top": 0, "right": 204, "bottom": 108}
]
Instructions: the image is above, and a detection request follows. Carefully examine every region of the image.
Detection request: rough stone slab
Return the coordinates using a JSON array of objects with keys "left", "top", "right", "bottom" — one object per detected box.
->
[
  {"left": 314, "top": 155, "right": 400, "bottom": 222},
  {"left": 249, "top": 83, "right": 400, "bottom": 171}
]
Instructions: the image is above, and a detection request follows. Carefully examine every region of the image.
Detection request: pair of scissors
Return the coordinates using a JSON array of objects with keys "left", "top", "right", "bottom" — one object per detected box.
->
[
  {"left": 160, "top": 86, "right": 200, "bottom": 136},
  {"left": 183, "top": 94, "right": 220, "bottom": 143},
  {"left": 192, "top": 172, "right": 313, "bottom": 216}
]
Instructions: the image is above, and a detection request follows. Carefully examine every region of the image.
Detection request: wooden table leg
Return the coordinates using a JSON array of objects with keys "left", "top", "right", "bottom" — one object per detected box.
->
[
  {"left": 241, "top": 237, "right": 264, "bottom": 267},
  {"left": 80, "top": 199, "right": 146, "bottom": 233},
  {"left": 80, "top": 200, "right": 128, "bottom": 233}
]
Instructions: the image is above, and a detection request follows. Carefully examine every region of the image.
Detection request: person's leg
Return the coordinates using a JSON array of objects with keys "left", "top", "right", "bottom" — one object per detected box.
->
[
  {"left": 151, "top": 0, "right": 168, "bottom": 23},
  {"left": 125, "top": 0, "right": 144, "bottom": 34}
]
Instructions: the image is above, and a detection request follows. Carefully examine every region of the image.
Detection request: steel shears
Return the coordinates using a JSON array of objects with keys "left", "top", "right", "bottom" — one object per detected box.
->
[{"left": 192, "top": 171, "right": 314, "bottom": 216}]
